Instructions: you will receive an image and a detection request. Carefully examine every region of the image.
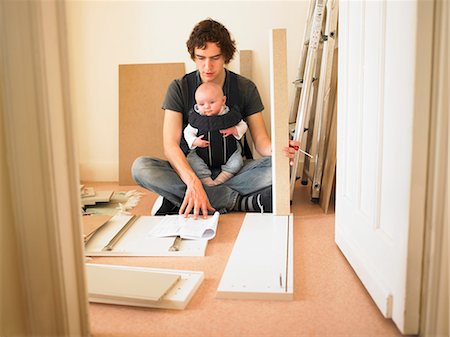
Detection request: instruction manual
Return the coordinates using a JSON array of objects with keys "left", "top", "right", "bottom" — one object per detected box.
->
[{"left": 148, "top": 211, "right": 220, "bottom": 240}]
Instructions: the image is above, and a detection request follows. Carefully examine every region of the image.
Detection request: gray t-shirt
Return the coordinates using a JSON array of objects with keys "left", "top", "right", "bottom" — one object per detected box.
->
[
  {"left": 162, "top": 69, "right": 264, "bottom": 156},
  {"left": 162, "top": 69, "right": 264, "bottom": 128}
]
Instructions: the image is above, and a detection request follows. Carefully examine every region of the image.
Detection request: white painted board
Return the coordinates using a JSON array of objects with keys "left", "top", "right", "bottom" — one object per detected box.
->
[
  {"left": 86, "top": 264, "right": 180, "bottom": 301},
  {"left": 216, "top": 213, "right": 293, "bottom": 300},
  {"left": 84, "top": 214, "right": 208, "bottom": 256},
  {"left": 86, "top": 264, "right": 204, "bottom": 310}
]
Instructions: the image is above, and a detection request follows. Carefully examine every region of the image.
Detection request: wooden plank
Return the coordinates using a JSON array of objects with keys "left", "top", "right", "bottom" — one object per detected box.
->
[
  {"left": 311, "top": 0, "right": 339, "bottom": 199},
  {"left": 239, "top": 50, "right": 252, "bottom": 79},
  {"left": 239, "top": 50, "right": 255, "bottom": 154},
  {"left": 319, "top": 86, "right": 337, "bottom": 213},
  {"left": 270, "top": 29, "right": 290, "bottom": 215},
  {"left": 319, "top": 48, "right": 338, "bottom": 212},
  {"left": 216, "top": 213, "right": 294, "bottom": 300},
  {"left": 86, "top": 264, "right": 203, "bottom": 310},
  {"left": 119, "top": 63, "right": 185, "bottom": 185}
]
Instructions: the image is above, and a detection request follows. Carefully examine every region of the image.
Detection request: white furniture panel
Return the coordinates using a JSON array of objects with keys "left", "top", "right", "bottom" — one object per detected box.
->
[
  {"left": 217, "top": 214, "right": 293, "bottom": 300},
  {"left": 86, "top": 264, "right": 203, "bottom": 310},
  {"left": 84, "top": 215, "right": 208, "bottom": 256}
]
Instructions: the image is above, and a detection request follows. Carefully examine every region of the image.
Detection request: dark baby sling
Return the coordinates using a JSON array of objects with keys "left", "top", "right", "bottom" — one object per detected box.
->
[{"left": 182, "top": 71, "right": 253, "bottom": 168}]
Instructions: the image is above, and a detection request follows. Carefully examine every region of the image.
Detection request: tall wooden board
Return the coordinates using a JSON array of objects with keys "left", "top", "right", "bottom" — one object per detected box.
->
[
  {"left": 319, "top": 88, "right": 337, "bottom": 213},
  {"left": 270, "top": 29, "right": 290, "bottom": 215},
  {"left": 239, "top": 50, "right": 255, "bottom": 154},
  {"left": 119, "top": 63, "right": 185, "bottom": 185},
  {"left": 311, "top": 0, "right": 339, "bottom": 199},
  {"left": 239, "top": 50, "right": 253, "bottom": 79}
]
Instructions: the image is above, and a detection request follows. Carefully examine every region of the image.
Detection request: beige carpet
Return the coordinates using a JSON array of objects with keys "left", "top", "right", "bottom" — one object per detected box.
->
[{"left": 84, "top": 182, "right": 403, "bottom": 337}]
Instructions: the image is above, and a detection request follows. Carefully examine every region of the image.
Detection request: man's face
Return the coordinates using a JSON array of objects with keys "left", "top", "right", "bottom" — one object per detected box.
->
[{"left": 194, "top": 42, "right": 225, "bottom": 83}]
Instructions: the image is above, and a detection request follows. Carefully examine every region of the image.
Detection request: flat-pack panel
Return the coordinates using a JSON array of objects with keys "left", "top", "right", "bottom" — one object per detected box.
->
[
  {"left": 84, "top": 214, "right": 211, "bottom": 256},
  {"left": 119, "top": 63, "right": 185, "bottom": 185},
  {"left": 86, "top": 264, "right": 203, "bottom": 310},
  {"left": 217, "top": 213, "right": 293, "bottom": 300}
]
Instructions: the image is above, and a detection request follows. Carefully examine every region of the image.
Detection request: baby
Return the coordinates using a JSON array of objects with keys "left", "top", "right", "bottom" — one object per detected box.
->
[{"left": 183, "top": 82, "right": 248, "bottom": 186}]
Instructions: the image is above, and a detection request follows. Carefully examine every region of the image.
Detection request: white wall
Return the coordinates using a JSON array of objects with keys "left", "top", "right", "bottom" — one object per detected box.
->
[{"left": 65, "top": 1, "right": 308, "bottom": 181}]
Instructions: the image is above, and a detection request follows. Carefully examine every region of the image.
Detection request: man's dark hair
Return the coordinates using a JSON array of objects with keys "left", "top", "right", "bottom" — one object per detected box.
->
[{"left": 186, "top": 18, "right": 236, "bottom": 64}]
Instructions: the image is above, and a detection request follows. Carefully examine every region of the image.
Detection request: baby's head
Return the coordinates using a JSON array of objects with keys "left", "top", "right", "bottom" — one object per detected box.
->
[{"left": 194, "top": 82, "right": 226, "bottom": 116}]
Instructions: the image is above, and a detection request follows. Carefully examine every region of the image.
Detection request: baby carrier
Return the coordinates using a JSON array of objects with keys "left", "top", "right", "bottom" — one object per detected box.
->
[
  {"left": 188, "top": 108, "right": 242, "bottom": 168},
  {"left": 179, "top": 70, "right": 253, "bottom": 164}
]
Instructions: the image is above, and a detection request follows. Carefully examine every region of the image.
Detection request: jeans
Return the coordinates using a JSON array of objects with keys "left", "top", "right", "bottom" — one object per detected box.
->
[{"left": 131, "top": 155, "right": 272, "bottom": 213}]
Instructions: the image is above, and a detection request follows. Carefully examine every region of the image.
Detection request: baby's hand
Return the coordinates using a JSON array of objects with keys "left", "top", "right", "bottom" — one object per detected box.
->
[
  {"left": 192, "top": 135, "right": 209, "bottom": 148},
  {"left": 220, "top": 126, "right": 237, "bottom": 138}
]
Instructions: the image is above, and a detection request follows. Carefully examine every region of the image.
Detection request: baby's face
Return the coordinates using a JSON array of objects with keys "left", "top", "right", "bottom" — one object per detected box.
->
[{"left": 195, "top": 86, "right": 226, "bottom": 116}]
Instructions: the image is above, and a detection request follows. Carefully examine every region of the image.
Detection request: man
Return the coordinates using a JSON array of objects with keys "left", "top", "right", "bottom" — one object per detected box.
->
[{"left": 132, "top": 18, "right": 298, "bottom": 218}]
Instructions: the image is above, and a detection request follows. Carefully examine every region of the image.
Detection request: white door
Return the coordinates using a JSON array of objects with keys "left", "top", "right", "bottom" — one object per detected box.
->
[{"left": 335, "top": 0, "right": 433, "bottom": 334}]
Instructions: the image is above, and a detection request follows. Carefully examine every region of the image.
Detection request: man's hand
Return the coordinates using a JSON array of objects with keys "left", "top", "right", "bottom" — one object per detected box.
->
[
  {"left": 192, "top": 135, "right": 210, "bottom": 148},
  {"left": 179, "top": 177, "right": 216, "bottom": 219},
  {"left": 219, "top": 126, "right": 238, "bottom": 138},
  {"left": 282, "top": 140, "right": 301, "bottom": 166}
]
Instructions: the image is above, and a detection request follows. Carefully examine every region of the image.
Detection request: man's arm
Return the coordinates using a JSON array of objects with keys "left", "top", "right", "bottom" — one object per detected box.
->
[
  {"left": 163, "top": 110, "right": 215, "bottom": 218},
  {"left": 246, "top": 112, "right": 272, "bottom": 156},
  {"left": 247, "top": 111, "right": 300, "bottom": 163}
]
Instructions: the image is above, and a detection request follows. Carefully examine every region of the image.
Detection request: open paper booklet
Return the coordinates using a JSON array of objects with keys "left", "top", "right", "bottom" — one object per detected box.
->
[{"left": 148, "top": 211, "right": 220, "bottom": 240}]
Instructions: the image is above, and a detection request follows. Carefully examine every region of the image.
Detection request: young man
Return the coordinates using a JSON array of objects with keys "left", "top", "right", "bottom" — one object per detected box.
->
[{"left": 132, "top": 18, "right": 298, "bottom": 218}]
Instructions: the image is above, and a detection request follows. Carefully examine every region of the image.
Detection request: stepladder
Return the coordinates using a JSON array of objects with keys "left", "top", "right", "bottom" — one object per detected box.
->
[{"left": 289, "top": 0, "right": 339, "bottom": 205}]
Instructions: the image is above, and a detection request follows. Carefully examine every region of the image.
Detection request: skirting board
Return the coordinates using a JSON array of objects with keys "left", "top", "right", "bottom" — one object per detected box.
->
[
  {"left": 86, "top": 264, "right": 204, "bottom": 310},
  {"left": 216, "top": 213, "right": 294, "bottom": 300}
]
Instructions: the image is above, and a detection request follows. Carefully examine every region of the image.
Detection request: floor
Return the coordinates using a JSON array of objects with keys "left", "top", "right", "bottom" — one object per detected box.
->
[{"left": 85, "top": 181, "right": 404, "bottom": 337}]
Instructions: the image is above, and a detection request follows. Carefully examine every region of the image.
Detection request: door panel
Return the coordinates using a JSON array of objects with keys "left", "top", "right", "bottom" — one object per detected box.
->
[{"left": 336, "top": 0, "right": 433, "bottom": 333}]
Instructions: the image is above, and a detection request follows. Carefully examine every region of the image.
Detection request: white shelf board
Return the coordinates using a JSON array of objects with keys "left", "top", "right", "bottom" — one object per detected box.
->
[
  {"left": 86, "top": 264, "right": 204, "bottom": 310},
  {"left": 216, "top": 213, "right": 294, "bottom": 300},
  {"left": 84, "top": 214, "right": 208, "bottom": 256}
]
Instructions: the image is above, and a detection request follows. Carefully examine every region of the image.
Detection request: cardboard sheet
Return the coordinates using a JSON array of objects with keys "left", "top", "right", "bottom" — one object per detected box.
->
[{"left": 119, "top": 63, "right": 185, "bottom": 185}]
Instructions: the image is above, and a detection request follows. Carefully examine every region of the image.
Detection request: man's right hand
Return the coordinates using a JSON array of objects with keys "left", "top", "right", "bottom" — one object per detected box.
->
[{"left": 179, "top": 177, "right": 215, "bottom": 219}]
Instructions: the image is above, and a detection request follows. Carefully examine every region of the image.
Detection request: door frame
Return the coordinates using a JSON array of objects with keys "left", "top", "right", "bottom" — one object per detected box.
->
[
  {"left": 420, "top": 0, "right": 449, "bottom": 335},
  {"left": 1, "top": 1, "right": 89, "bottom": 335}
]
